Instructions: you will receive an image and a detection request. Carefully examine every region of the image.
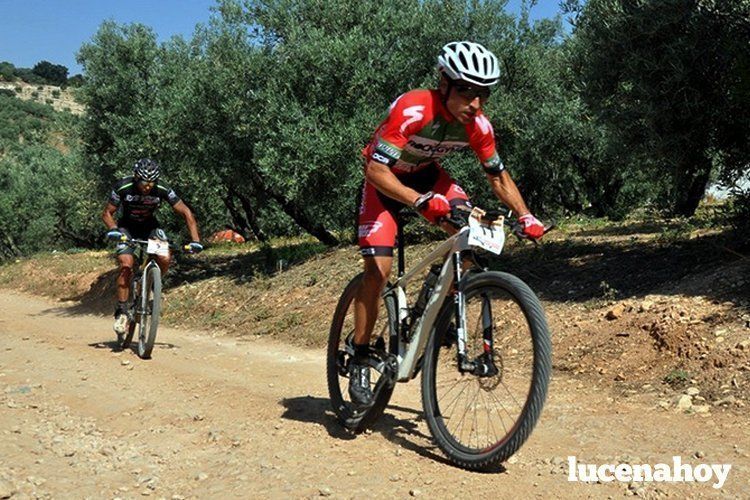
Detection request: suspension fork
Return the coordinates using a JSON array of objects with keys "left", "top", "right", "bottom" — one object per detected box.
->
[
  {"left": 134, "top": 258, "right": 154, "bottom": 316},
  {"left": 481, "top": 292, "right": 494, "bottom": 353},
  {"left": 452, "top": 251, "right": 473, "bottom": 372}
]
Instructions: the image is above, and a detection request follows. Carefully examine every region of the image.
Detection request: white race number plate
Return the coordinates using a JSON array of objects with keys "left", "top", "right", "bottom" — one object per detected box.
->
[
  {"left": 146, "top": 238, "right": 170, "bottom": 256},
  {"left": 468, "top": 216, "right": 505, "bottom": 255}
]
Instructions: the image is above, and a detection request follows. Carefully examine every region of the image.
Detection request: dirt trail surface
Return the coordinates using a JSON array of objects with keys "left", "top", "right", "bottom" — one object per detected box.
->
[{"left": 1, "top": 290, "right": 748, "bottom": 499}]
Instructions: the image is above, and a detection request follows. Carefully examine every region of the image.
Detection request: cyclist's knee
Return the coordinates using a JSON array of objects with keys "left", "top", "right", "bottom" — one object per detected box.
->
[
  {"left": 118, "top": 256, "right": 134, "bottom": 278},
  {"left": 119, "top": 265, "right": 133, "bottom": 280},
  {"left": 362, "top": 258, "right": 391, "bottom": 287},
  {"left": 155, "top": 255, "right": 170, "bottom": 271}
]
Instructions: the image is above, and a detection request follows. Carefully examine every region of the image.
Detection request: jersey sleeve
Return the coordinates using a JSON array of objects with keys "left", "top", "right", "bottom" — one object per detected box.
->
[
  {"left": 158, "top": 183, "right": 181, "bottom": 206},
  {"left": 108, "top": 188, "right": 121, "bottom": 206},
  {"left": 370, "top": 91, "right": 431, "bottom": 167},
  {"left": 108, "top": 178, "right": 130, "bottom": 206},
  {"left": 468, "top": 114, "right": 505, "bottom": 174}
]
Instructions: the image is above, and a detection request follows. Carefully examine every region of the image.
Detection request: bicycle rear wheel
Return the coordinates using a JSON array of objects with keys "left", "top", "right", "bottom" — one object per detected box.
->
[
  {"left": 137, "top": 265, "right": 162, "bottom": 359},
  {"left": 327, "top": 273, "right": 397, "bottom": 432},
  {"left": 421, "top": 271, "right": 551, "bottom": 470}
]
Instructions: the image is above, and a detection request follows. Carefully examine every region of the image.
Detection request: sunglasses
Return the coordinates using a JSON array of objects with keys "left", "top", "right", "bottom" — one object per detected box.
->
[
  {"left": 454, "top": 84, "right": 491, "bottom": 100},
  {"left": 137, "top": 180, "right": 156, "bottom": 187}
]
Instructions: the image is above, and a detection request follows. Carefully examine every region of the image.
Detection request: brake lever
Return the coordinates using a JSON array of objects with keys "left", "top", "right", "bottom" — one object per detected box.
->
[{"left": 509, "top": 219, "right": 556, "bottom": 245}]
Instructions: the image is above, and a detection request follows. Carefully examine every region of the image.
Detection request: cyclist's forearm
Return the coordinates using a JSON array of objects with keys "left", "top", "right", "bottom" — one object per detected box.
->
[
  {"left": 102, "top": 207, "right": 118, "bottom": 230},
  {"left": 183, "top": 210, "right": 201, "bottom": 242},
  {"left": 366, "top": 161, "right": 421, "bottom": 206},
  {"left": 487, "top": 171, "right": 530, "bottom": 216}
]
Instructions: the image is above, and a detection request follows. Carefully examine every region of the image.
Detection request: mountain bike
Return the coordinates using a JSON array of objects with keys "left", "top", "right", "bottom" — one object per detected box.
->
[
  {"left": 117, "top": 238, "right": 184, "bottom": 359},
  {"left": 327, "top": 207, "right": 553, "bottom": 470}
]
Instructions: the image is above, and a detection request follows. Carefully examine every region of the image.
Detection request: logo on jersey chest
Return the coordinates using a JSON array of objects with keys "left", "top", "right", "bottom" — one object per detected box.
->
[
  {"left": 406, "top": 140, "right": 467, "bottom": 156},
  {"left": 125, "top": 194, "right": 161, "bottom": 204}
]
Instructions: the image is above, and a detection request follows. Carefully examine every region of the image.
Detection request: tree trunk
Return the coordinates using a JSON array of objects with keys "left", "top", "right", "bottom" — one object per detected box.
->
[
  {"left": 672, "top": 159, "right": 712, "bottom": 217},
  {"left": 0, "top": 229, "right": 21, "bottom": 259},
  {"left": 55, "top": 212, "right": 99, "bottom": 249},
  {"left": 233, "top": 189, "right": 268, "bottom": 243},
  {"left": 222, "top": 191, "right": 254, "bottom": 241},
  {"left": 243, "top": 169, "right": 340, "bottom": 246},
  {"left": 265, "top": 190, "right": 339, "bottom": 246}
]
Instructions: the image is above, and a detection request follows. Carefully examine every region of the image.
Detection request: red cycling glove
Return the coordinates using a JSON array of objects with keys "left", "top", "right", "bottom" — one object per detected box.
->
[
  {"left": 415, "top": 192, "right": 451, "bottom": 224},
  {"left": 518, "top": 213, "right": 545, "bottom": 239}
]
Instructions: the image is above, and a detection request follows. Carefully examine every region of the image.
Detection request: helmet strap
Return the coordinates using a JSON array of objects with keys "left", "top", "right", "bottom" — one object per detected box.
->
[{"left": 440, "top": 75, "right": 461, "bottom": 121}]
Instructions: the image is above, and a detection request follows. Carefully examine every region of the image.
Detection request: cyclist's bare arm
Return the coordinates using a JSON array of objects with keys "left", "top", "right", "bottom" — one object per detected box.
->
[
  {"left": 486, "top": 171, "right": 530, "bottom": 217},
  {"left": 171, "top": 200, "right": 201, "bottom": 242},
  {"left": 102, "top": 202, "right": 118, "bottom": 230},
  {"left": 365, "top": 160, "right": 422, "bottom": 207}
]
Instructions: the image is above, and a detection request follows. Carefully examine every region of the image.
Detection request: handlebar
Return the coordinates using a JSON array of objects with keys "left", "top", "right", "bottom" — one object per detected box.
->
[
  {"left": 443, "top": 207, "right": 555, "bottom": 243},
  {"left": 115, "top": 237, "right": 199, "bottom": 254}
]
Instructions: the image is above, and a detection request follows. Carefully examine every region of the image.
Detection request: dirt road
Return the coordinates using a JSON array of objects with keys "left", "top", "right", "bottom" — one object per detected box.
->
[{"left": 0, "top": 290, "right": 748, "bottom": 499}]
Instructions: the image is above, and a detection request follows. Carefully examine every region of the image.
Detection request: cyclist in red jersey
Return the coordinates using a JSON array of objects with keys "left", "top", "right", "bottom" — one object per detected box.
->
[{"left": 349, "top": 41, "right": 545, "bottom": 406}]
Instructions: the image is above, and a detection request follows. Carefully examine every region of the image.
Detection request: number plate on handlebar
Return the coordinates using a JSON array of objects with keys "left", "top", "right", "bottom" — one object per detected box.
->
[
  {"left": 146, "top": 238, "right": 170, "bottom": 256},
  {"left": 468, "top": 214, "right": 505, "bottom": 255}
]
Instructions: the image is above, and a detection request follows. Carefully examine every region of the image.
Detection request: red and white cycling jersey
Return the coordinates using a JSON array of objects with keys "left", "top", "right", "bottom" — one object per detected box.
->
[{"left": 363, "top": 89, "right": 504, "bottom": 174}]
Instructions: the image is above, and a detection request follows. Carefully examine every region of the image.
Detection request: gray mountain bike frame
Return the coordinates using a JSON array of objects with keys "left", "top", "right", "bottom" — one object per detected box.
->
[{"left": 384, "top": 211, "right": 504, "bottom": 382}]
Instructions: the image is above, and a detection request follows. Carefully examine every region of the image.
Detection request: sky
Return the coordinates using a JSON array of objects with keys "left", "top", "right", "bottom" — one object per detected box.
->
[{"left": 0, "top": 0, "right": 565, "bottom": 76}]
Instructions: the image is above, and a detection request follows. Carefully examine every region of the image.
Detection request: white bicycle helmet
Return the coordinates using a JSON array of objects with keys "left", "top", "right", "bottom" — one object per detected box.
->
[
  {"left": 133, "top": 158, "right": 160, "bottom": 182},
  {"left": 438, "top": 41, "right": 500, "bottom": 87}
]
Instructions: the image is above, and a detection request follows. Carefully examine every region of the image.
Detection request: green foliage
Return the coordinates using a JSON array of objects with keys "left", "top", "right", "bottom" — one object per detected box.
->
[
  {"left": 51, "top": 90, "right": 61, "bottom": 98},
  {"left": 0, "top": 95, "right": 92, "bottom": 258},
  {"left": 75, "top": 0, "right": 683, "bottom": 243},
  {"left": 24, "top": 0, "right": 736, "bottom": 257},
  {"left": 32, "top": 60, "right": 69, "bottom": 86},
  {"left": 67, "top": 74, "right": 85, "bottom": 87},
  {"left": 11, "top": 67, "right": 46, "bottom": 85},
  {"left": 572, "top": 0, "right": 750, "bottom": 217},
  {"left": 0, "top": 61, "right": 15, "bottom": 81},
  {"left": 664, "top": 368, "right": 690, "bottom": 389}
]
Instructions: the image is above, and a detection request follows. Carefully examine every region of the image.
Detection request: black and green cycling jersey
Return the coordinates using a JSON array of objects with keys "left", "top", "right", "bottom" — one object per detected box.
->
[{"left": 108, "top": 176, "right": 181, "bottom": 226}]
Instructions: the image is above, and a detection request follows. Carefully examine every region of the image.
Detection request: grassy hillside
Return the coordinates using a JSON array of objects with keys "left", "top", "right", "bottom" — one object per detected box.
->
[
  {"left": 0, "top": 81, "right": 84, "bottom": 115},
  {"left": 0, "top": 93, "right": 94, "bottom": 258}
]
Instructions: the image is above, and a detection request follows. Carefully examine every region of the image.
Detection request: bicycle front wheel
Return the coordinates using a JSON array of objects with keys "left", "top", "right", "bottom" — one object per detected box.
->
[
  {"left": 327, "top": 273, "right": 397, "bottom": 432},
  {"left": 137, "top": 265, "right": 162, "bottom": 359},
  {"left": 421, "top": 271, "right": 551, "bottom": 470},
  {"left": 118, "top": 278, "right": 139, "bottom": 351}
]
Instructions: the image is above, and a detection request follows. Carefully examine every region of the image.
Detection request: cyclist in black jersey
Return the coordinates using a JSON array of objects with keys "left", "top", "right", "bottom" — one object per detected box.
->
[{"left": 102, "top": 159, "right": 202, "bottom": 336}]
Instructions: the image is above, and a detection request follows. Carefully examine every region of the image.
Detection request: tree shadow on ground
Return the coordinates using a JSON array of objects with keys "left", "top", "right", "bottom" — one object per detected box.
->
[
  {"left": 42, "top": 268, "right": 119, "bottom": 316},
  {"left": 40, "top": 240, "right": 328, "bottom": 316},
  {"left": 49, "top": 228, "right": 748, "bottom": 319},
  {"left": 279, "top": 395, "right": 504, "bottom": 471},
  {"left": 490, "top": 230, "right": 748, "bottom": 306},
  {"left": 167, "top": 240, "right": 328, "bottom": 288}
]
